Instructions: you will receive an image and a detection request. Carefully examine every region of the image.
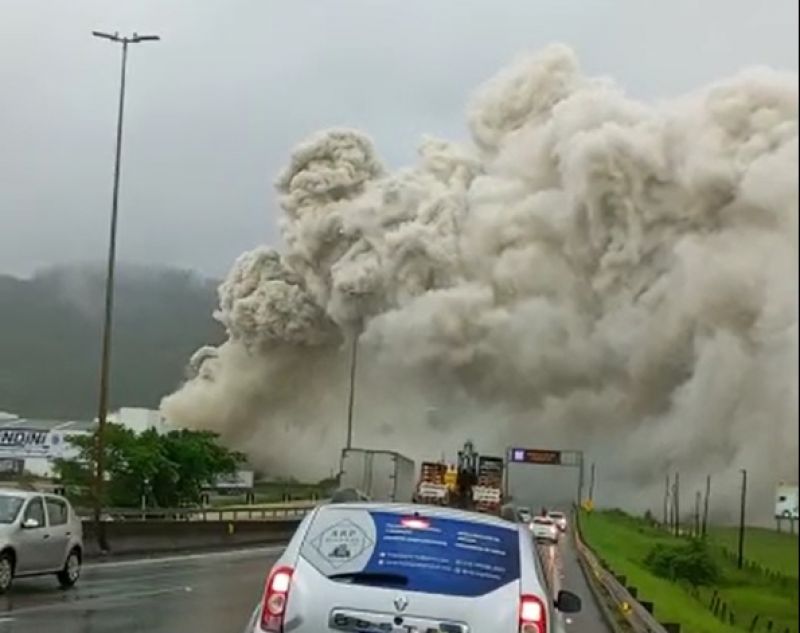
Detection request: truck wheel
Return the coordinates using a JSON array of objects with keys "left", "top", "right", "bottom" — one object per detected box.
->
[
  {"left": 0, "top": 552, "right": 14, "bottom": 594},
  {"left": 57, "top": 549, "right": 81, "bottom": 588}
]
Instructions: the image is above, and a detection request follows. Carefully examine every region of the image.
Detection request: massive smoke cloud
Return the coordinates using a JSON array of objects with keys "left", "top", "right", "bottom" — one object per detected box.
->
[{"left": 162, "top": 45, "right": 798, "bottom": 522}]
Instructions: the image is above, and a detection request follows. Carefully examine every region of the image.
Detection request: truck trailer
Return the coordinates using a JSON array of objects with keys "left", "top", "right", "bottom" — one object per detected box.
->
[
  {"left": 338, "top": 448, "right": 415, "bottom": 503},
  {"left": 775, "top": 483, "right": 799, "bottom": 519}
]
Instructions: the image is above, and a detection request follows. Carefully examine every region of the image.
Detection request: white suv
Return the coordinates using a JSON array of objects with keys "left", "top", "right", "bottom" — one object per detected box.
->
[
  {"left": 530, "top": 517, "right": 559, "bottom": 544},
  {"left": 547, "top": 511, "right": 568, "bottom": 533},
  {"left": 0, "top": 489, "right": 84, "bottom": 593},
  {"left": 246, "top": 502, "right": 581, "bottom": 632}
]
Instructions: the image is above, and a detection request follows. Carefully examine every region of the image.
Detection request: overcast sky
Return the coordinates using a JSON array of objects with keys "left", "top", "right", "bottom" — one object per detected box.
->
[{"left": 1, "top": 0, "right": 797, "bottom": 279}]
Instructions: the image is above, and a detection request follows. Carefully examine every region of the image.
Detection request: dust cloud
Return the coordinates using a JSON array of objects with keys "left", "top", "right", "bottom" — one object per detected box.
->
[{"left": 162, "top": 45, "right": 798, "bottom": 523}]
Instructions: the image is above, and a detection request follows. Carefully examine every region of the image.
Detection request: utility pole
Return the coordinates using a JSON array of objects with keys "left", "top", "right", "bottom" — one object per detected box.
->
[
  {"left": 91, "top": 30, "right": 159, "bottom": 553},
  {"left": 345, "top": 332, "right": 359, "bottom": 451},
  {"left": 702, "top": 474, "right": 711, "bottom": 538},
  {"left": 504, "top": 448, "right": 511, "bottom": 500},
  {"left": 663, "top": 474, "right": 670, "bottom": 528},
  {"left": 673, "top": 472, "right": 680, "bottom": 536},
  {"left": 588, "top": 462, "right": 596, "bottom": 503},
  {"left": 694, "top": 490, "right": 701, "bottom": 537},
  {"left": 738, "top": 469, "right": 747, "bottom": 569}
]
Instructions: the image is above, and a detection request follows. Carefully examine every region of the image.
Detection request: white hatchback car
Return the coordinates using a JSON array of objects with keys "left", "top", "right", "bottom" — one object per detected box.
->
[
  {"left": 530, "top": 517, "right": 559, "bottom": 544},
  {"left": 246, "top": 502, "right": 581, "bottom": 633},
  {"left": 0, "top": 489, "right": 84, "bottom": 593}
]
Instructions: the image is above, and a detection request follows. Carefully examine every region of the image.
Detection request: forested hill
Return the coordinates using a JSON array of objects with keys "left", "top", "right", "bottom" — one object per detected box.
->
[{"left": 0, "top": 264, "right": 223, "bottom": 419}]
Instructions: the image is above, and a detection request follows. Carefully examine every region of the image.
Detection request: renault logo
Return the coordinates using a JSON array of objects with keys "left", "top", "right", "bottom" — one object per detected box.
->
[{"left": 394, "top": 595, "right": 409, "bottom": 612}]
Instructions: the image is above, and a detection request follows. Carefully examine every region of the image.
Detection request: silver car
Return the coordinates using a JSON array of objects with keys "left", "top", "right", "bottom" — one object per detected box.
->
[
  {"left": 547, "top": 511, "right": 567, "bottom": 533},
  {"left": 246, "top": 502, "right": 581, "bottom": 632},
  {"left": 530, "top": 517, "right": 559, "bottom": 544},
  {"left": 0, "top": 489, "right": 84, "bottom": 593}
]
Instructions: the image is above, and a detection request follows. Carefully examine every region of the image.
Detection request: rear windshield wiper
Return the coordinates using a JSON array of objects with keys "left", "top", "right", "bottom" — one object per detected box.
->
[{"left": 328, "top": 571, "right": 409, "bottom": 587}]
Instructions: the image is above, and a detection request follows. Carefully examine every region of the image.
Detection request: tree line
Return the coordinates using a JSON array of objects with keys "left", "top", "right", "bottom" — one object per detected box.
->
[{"left": 54, "top": 423, "right": 244, "bottom": 508}]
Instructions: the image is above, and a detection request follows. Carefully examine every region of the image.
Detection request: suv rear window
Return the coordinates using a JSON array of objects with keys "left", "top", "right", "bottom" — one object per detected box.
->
[{"left": 301, "top": 509, "right": 520, "bottom": 597}]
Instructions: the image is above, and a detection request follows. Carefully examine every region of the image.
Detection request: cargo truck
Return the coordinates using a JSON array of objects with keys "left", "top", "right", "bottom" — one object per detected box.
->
[
  {"left": 414, "top": 440, "right": 505, "bottom": 515},
  {"left": 775, "top": 483, "right": 799, "bottom": 519},
  {"left": 472, "top": 454, "right": 504, "bottom": 513},
  {"left": 414, "top": 461, "right": 449, "bottom": 505},
  {"left": 338, "top": 448, "right": 415, "bottom": 503}
]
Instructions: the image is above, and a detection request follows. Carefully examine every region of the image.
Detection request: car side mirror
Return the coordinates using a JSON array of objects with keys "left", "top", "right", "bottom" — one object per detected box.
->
[
  {"left": 555, "top": 590, "right": 582, "bottom": 613},
  {"left": 22, "top": 517, "right": 41, "bottom": 529}
]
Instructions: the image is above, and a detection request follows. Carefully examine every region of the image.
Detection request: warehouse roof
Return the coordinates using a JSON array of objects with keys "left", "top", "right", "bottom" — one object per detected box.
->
[{"left": 0, "top": 415, "right": 96, "bottom": 433}]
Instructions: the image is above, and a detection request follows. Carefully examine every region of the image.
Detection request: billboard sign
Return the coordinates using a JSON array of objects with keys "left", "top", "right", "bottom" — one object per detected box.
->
[
  {"left": 0, "top": 428, "right": 84, "bottom": 460},
  {"left": 0, "top": 429, "right": 49, "bottom": 452},
  {"left": 212, "top": 470, "right": 255, "bottom": 490},
  {"left": 0, "top": 427, "right": 89, "bottom": 459},
  {"left": 508, "top": 448, "right": 562, "bottom": 465}
]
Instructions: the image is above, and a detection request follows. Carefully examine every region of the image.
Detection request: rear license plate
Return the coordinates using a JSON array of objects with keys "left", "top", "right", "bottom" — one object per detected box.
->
[{"left": 329, "top": 610, "right": 468, "bottom": 633}]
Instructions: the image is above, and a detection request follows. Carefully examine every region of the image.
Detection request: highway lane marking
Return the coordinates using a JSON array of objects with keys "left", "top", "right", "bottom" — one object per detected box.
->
[{"left": 84, "top": 544, "right": 285, "bottom": 570}]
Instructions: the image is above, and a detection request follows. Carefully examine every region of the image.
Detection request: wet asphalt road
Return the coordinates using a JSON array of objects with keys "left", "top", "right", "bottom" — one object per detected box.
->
[
  {"left": 538, "top": 530, "right": 609, "bottom": 633},
  {"left": 0, "top": 528, "right": 609, "bottom": 633},
  {"left": 0, "top": 546, "right": 282, "bottom": 633}
]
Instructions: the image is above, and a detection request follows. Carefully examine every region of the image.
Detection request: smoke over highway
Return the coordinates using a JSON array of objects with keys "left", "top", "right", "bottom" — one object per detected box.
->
[{"left": 162, "top": 45, "right": 798, "bottom": 521}]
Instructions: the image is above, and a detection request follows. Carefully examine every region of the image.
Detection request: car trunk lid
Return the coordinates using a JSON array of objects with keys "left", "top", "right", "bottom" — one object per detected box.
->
[{"left": 284, "top": 507, "right": 522, "bottom": 631}]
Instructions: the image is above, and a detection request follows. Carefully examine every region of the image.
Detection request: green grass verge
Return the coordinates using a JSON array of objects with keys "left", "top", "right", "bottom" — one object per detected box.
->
[
  {"left": 580, "top": 510, "right": 798, "bottom": 633},
  {"left": 708, "top": 527, "right": 798, "bottom": 579}
]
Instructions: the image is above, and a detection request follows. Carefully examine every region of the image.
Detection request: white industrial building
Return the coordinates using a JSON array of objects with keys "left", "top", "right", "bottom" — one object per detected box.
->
[
  {"left": 108, "top": 407, "right": 174, "bottom": 435},
  {"left": 0, "top": 408, "right": 176, "bottom": 478}
]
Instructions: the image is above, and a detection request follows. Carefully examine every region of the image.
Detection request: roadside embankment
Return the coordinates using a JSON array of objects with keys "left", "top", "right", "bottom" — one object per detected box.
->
[{"left": 579, "top": 510, "right": 798, "bottom": 633}]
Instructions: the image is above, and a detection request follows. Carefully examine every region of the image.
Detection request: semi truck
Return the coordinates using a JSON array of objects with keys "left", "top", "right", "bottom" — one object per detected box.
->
[
  {"left": 414, "top": 461, "right": 449, "bottom": 505},
  {"left": 338, "top": 448, "right": 415, "bottom": 503},
  {"left": 775, "top": 483, "right": 799, "bottom": 519},
  {"left": 414, "top": 440, "right": 505, "bottom": 514},
  {"left": 472, "top": 454, "right": 504, "bottom": 513}
]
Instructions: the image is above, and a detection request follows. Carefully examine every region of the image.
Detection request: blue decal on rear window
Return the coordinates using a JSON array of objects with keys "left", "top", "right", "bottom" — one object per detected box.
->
[{"left": 360, "top": 511, "right": 520, "bottom": 597}]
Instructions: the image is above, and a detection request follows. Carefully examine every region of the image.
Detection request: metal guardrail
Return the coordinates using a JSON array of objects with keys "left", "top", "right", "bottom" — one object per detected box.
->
[
  {"left": 573, "top": 510, "right": 672, "bottom": 633},
  {"left": 76, "top": 500, "right": 321, "bottom": 522}
]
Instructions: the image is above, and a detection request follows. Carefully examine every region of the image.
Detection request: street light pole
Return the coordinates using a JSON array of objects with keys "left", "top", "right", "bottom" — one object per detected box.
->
[{"left": 91, "top": 30, "right": 159, "bottom": 552}]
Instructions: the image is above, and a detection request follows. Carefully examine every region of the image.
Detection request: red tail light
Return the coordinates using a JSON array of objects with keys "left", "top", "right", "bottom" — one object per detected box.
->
[
  {"left": 260, "top": 566, "right": 293, "bottom": 632},
  {"left": 519, "top": 594, "right": 547, "bottom": 633}
]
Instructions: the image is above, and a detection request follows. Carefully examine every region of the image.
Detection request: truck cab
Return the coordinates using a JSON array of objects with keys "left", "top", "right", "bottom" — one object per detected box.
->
[{"left": 775, "top": 484, "right": 799, "bottom": 519}]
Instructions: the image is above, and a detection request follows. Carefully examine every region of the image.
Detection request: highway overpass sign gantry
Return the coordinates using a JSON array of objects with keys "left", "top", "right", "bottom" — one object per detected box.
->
[{"left": 505, "top": 447, "right": 585, "bottom": 506}]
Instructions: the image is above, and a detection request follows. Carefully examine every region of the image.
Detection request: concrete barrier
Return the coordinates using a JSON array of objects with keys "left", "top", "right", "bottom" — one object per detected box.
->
[{"left": 82, "top": 519, "right": 302, "bottom": 558}]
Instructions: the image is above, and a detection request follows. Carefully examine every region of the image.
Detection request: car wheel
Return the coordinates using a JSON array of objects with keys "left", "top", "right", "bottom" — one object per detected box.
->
[
  {"left": 57, "top": 549, "right": 81, "bottom": 589},
  {"left": 0, "top": 552, "right": 14, "bottom": 594}
]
